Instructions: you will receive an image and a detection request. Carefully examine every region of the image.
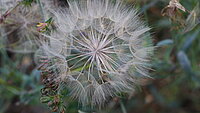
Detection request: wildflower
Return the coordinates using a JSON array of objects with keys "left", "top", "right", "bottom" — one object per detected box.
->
[
  {"left": 36, "top": 0, "right": 154, "bottom": 106},
  {"left": 37, "top": 18, "right": 53, "bottom": 32},
  {"left": 37, "top": 23, "right": 48, "bottom": 32}
]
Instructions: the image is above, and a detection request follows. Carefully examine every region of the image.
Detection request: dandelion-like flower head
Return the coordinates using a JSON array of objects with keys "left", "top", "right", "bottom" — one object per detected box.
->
[
  {"left": 36, "top": 0, "right": 154, "bottom": 106},
  {"left": 1, "top": 0, "right": 42, "bottom": 53}
]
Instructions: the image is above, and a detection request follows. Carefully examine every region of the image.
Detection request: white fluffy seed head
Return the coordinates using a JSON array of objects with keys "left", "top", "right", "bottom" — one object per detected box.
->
[
  {"left": 0, "top": 0, "right": 19, "bottom": 14},
  {"left": 1, "top": 1, "right": 42, "bottom": 53},
  {"left": 35, "top": 0, "right": 154, "bottom": 106}
]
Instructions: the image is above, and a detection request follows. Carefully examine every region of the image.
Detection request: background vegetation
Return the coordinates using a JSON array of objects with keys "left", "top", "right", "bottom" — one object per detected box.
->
[{"left": 0, "top": 0, "right": 200, "bottom": 113}]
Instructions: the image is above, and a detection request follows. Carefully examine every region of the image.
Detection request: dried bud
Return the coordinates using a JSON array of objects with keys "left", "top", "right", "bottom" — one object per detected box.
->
[{"left": 161, "top": 0, "right": 186, "bottom": 17}]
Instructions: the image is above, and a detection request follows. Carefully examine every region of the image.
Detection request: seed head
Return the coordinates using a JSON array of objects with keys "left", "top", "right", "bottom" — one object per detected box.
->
[
  {"left": 1, "top": 2, "right": 43, "bottom": 53},
  {"left": 35, "top": 0, "right": 154, "bottom": 106}
]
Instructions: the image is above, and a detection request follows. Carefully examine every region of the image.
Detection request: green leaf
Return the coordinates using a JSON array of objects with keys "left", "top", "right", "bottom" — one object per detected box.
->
[
  {"left": 21, "top": 0, "right": 34, "bottom": 6},
  {"left": 45, "top": 17, "right": 53, "bottom": 24},
  {"left": 6, "top": 86, "right": 21, "bottom": 95},
  {"left": 181, "top": 30, "right": 200, "bottom": 51},
  {"left": 157, "top": 39, "right": 174, "bottom": 46},
  {"left": 177, "top": 51, "right": 192, "bottom": 74},
  {"left": 40, "top": 96, "right": 52, "bottom": 103},
  {"left": 0, "top": 78, "right": 6, "bottom": 84}
]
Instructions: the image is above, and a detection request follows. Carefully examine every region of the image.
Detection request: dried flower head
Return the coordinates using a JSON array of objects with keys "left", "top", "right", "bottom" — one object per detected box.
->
[
  {"left": 35, "top": 0, "right": 154, "bottom": 106},
  {"left": 161, "top": 0, "right": 188, "bottom": 26},
  {"left": 161, "top": 0, "right": 186, "bottom": 17}
]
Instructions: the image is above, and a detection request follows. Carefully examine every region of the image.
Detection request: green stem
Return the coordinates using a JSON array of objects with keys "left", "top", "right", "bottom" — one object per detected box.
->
[{"left": 120, "top": 100, "right": 127, "bottom": 113}]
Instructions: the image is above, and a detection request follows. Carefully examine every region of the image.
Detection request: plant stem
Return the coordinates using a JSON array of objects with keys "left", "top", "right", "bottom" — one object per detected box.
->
[{"left": 120, "top": 100, "right": 127, "bottom": 113}]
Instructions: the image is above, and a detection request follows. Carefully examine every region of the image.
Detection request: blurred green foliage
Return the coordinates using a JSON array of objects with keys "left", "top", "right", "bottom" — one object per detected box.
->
[{"left": 0, "top": 0, "right": 200, "bottom": 113}]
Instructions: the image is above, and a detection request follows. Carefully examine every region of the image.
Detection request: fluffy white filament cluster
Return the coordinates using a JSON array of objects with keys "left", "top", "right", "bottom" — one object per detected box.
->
[
  {"left": 0, "top": 0, "right": 19, "bottom": 14},
  {"left": 0, "top": 0, "right": 42, "bottom": 53},
  {"left": 35, "top": 0, "right": 154, "bottom": 106}
]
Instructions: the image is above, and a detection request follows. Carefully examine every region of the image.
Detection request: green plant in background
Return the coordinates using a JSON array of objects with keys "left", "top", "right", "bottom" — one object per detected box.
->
[{"left": 0, "top": 39, "right": 43, "bottom": 113}]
